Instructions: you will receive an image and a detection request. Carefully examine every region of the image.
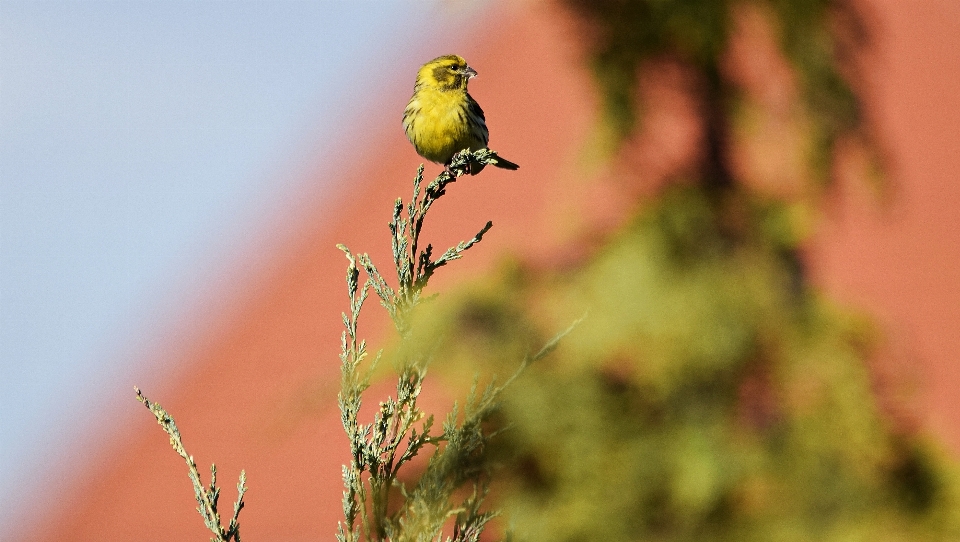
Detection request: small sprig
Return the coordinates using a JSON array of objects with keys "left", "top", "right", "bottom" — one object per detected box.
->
[
  {"left": 134, "top": 386, "right": 247, "bottom": 542},
  {"left": 336, "top": 149, "right": 509, "bottom": 542},
  {"left": 337, "top": 240, "right": 441, "bottom": 542},
  {"left": 365, "top": 149, "right": 500, "bottom": 337}
]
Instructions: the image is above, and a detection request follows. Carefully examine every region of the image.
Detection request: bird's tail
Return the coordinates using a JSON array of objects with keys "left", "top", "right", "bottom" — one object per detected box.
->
[
  {"left": 491, "top": 155, "right": 520, "bottom": 170},
  {"left": 464, "top": 149, "right": 520, "bottom": 175}
]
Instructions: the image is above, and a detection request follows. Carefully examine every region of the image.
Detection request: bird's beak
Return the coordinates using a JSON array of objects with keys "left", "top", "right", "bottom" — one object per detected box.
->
[{"left": 463, "top": 66, "right": 477, "bottom": 79}]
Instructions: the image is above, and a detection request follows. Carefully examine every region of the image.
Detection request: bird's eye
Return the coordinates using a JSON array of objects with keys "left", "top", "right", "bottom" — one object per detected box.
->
[{"left": 450, "top": 64, "right": 460, "bottom": 71}]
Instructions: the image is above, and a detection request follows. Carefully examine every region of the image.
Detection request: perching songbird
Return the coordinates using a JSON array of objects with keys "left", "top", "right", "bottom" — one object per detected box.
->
[{"left": 402, "top": 54, "right": 519, "bottom": 174}]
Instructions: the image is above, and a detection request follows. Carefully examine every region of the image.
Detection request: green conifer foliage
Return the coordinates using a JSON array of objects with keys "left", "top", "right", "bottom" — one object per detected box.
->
[{"left": 415, "top": 1, "right": 960, "bottom": 540}]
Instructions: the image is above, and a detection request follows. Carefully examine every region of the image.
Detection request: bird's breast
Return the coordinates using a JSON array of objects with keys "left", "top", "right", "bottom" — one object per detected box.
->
[{"left": 404, "top": 90, "right": 476, "bottom": 164}]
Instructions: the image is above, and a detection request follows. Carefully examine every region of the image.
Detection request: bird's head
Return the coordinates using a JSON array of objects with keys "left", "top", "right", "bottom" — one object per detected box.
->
[{"left": 415, "top": 55, "right": 477, "bottom": 92}]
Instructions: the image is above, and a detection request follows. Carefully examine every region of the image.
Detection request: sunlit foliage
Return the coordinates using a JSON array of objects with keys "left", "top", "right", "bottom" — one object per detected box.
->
[{"left": 415, "top": 1, "right": 960, "bottom": 540}]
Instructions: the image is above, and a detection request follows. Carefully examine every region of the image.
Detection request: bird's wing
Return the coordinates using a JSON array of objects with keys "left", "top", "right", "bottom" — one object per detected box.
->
[{"left": 465, "top": 93, "right": 490, "bottom": 147}]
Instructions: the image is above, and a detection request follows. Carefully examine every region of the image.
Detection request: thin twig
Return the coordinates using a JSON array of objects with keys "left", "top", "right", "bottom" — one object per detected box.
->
[{"left": 134, "top": 386, "right": 246, "bottom": 542}]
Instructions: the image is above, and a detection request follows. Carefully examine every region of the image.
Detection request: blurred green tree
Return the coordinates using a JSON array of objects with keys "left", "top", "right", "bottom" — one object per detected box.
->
[{"left": 415, "top": 1, "right": 960, "bottom": 540}]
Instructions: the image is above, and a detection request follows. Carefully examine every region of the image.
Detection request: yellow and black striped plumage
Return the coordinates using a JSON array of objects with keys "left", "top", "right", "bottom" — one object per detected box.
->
[{"left": 402, "top": 54, "right": 519, "bottom": 174}]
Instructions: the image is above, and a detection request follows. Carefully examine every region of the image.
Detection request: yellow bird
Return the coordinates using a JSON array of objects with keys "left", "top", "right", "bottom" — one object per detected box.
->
[{"left": 403, "top": 54, "right": 519, "bottom": 174}]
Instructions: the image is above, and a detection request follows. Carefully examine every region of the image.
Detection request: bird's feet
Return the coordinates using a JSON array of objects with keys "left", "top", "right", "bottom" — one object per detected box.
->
[{"left": 444, "top": 159, "right": 471, "bottom": 177}]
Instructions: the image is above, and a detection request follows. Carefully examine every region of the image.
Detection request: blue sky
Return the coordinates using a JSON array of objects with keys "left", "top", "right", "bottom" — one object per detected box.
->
[{"left": 0, "top": 0, "right": 485, "bottom": 533}]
